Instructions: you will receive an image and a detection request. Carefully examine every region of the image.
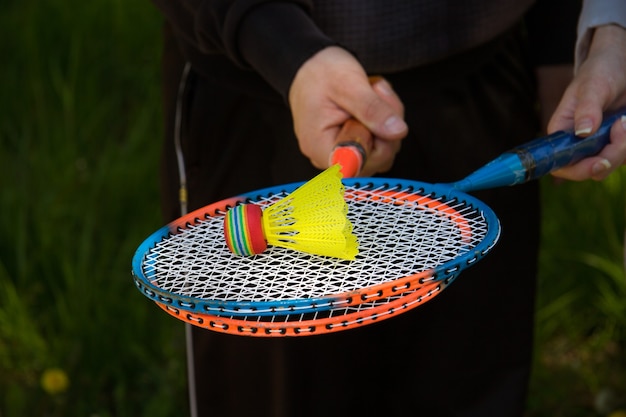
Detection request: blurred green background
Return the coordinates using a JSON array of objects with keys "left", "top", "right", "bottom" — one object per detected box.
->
[{"left": 0, "top": 0, "right": 624, "bottom": 416}]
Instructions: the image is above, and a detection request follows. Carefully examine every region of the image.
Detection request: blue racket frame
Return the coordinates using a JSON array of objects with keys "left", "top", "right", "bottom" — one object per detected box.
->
[{"left": 132, "top": 178, "right": 501, "bottom": 316}]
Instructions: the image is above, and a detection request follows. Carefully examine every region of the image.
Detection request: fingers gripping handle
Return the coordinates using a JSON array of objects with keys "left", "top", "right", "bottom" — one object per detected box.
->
[
  {"left": 517, "top": 108, "right": 626, "bottom": 181},
  {"left": 330, "top": 119, "right": 373, "bottom": 178},
  {"left": 329, "top": 76, "right": 383, "bottom": 178}
]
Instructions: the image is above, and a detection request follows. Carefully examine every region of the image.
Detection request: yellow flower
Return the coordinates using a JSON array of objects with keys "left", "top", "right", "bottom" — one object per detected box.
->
[
  {"left": 609, "top": 411, "right": 626, "bottom": 417},
  {"left": 40, "top": 368, "right": 69, "bottom": 395}
]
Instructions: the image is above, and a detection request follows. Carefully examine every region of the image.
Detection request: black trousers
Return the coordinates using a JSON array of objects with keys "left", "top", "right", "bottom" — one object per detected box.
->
[{"left": 160, "top": 22, "right": 541, "bottom": 417}]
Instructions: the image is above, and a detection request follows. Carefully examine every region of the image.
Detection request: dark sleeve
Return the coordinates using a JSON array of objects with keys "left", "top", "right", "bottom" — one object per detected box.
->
[
  {"left": 524, "top": 0, "right": 583, "bottom": 66},
  {"left": 151, "top": 0, "right": 337, "bottom": 98}
]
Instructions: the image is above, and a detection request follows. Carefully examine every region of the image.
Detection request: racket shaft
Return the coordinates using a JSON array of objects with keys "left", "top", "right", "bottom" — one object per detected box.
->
[{"left": 450, "top": 108, "right": 625, "bottom": 192}]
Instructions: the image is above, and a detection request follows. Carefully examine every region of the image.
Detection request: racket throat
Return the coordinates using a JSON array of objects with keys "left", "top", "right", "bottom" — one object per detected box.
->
[{"left": 446, "top": 152, "right": 525, "bottom": 192}]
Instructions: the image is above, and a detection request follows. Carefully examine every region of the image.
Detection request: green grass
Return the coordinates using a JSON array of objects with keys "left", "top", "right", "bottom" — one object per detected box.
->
[
  {"left": 1, "top": 0, "right": 625, "bottom": 415},
  {"left": 0, "top": 0, "right": 187, "bottom": 415},
  {"left": 528, "top": 174, "right": 626, "bottom": 416}
]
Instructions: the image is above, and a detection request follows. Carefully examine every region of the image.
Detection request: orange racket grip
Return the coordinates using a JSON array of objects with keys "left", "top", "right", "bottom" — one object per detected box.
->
[{"left": 330, "top": 119, "right": 374, "bottom": 178}]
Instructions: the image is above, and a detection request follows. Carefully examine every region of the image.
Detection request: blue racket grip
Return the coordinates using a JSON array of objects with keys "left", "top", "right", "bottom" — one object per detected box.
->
[
  {"left": 515, "top": 108, "right": 625, "bottom": 181},
  {"left": 448, "top": 108, "right": 626, "bottom": 192}
]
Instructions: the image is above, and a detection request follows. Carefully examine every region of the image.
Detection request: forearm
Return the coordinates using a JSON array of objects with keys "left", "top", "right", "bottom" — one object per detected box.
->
[
  {"left": 152, "top": 0, "right": 335, "bottom": 99},
  {"left": 576, "top": 0, "right": 626, "bottom": 69}
]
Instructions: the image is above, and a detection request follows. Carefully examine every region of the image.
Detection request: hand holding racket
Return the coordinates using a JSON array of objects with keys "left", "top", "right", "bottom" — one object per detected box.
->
[
  {"left": 133, "top": 107, "right": 625, "bottom": 337},
  {"left": 329, "top": 76, "right": 405, "bottom": 178},
  {"left": 331, "top": 108, "right": 626, "bottom": 183}
]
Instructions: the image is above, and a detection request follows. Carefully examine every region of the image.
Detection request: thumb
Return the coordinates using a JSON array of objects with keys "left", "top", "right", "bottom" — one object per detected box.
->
[
  {"left": 344, "top": 78, "right": 408, "bottom": 140},
  {"left": 571, "top": 79, "right": 607, "bottom": 137},
  {"left": 547, "top": 76, "right": 611, "bottom": 136},
  {"left": 369, "top": 76, "right": 407, "bottom": 135}
]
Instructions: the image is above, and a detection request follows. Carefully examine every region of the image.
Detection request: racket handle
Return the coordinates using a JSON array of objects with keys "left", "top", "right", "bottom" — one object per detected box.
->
[
  {"left": 330, "top": 118, "right": 373, "bottom": 178},
  {"left": 514, "top": 109, "right": 625, "bottom": 180},
  {"left": 451, "top": 107, "right": 626, "bottom": 192},
  {"left": 329, "top": 76, "right": 387, "bottom": 178}
]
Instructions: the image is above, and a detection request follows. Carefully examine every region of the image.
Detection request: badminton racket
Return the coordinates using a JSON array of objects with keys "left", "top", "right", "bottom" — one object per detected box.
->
[
  {"left": 133, "top": 177, "right": 498, "bottom": 314},
  {"left": 132, "top": 108, "right": 623, "bottom": 324},
  {"left": 149, "top": 108, "right": 623, "bottom": 337}
]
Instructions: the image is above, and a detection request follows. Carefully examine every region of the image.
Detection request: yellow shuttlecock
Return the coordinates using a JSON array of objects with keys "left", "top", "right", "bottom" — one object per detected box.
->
[{"left": 223, "top": 165, "right": 359, "bottom": 260}]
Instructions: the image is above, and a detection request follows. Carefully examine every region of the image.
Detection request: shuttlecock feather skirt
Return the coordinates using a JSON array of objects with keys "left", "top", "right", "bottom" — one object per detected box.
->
[{"left": 223, "top": 165, "right": 359, "bottom": 260}]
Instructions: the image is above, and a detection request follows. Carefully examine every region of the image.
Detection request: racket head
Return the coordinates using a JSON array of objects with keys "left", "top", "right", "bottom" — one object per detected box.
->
[
  {"left": 154, "top": 278, "right": 450, "bottom": 337},
  {"left": 132, "top": 178, "right": 501, "bottom": 316}
]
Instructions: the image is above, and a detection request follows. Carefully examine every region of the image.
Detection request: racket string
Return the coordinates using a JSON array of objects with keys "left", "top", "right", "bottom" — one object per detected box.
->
[{"left": 138, "top": 183, "right": 493, "bottom": 315}]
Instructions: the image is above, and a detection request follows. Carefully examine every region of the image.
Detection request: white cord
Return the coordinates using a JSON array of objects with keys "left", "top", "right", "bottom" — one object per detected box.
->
[
  {"left": 174, "top": 63, "right": 191, "bottom": 217},
  {"left": 173, "top": 61, "right": 197, "bottom": 417}
]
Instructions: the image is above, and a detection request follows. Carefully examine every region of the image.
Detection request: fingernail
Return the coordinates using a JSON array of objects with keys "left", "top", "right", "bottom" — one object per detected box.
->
[
  {"left": 621, "top": 115, "right": 626, "bottom": 130},
  {"left": 373, "top": 78, "right": 393, "bottom": 96},
  {"left": 592, "top": 158, "right": 611, "bottom": 176},
  {"left": 384, "top": 116, "right": 407, "bottom": 135},
  {"left": 575, "top": 119, "right": 593, "bottom": 136}
]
